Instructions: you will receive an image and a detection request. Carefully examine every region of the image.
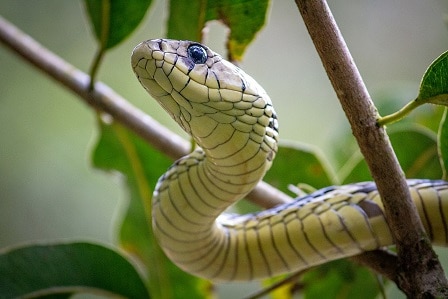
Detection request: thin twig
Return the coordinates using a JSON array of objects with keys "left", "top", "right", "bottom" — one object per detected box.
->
[
  {"left": 294, "top": 0, "right": 447, "bottom": 297},
  {"left": 0, "top": 15, "right": 292, "bottom": 209}
]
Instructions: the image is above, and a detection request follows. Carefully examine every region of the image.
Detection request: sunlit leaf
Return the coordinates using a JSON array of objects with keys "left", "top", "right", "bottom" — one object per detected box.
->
[
  {"left": 92, "top": 120, "right": 212, "bottom": 299},
  {"left": 417, "top": 50, "right": 448, "bottom": 105},
  {"left": 85, "top": 0, "right": 153, "bottom": 49},
  {"left": 377, "top": 50, "right": 448, "bottom": 125},
  {"left": 167, "top": 0, "right": 270, "bottom": 60},
  {"left": 0, "top": 242, "right": 149, "bottom": 298}
]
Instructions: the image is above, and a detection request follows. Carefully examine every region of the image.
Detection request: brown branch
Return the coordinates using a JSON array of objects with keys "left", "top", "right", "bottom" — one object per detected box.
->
[
  {"left": 294, "top": 0, "right": 448, "bottom": 297},
  {"left": 0, "top": 15, "right": 292, "bottom": 209}
]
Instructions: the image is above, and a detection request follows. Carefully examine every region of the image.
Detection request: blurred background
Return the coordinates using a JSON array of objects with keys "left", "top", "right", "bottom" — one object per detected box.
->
[{"left": 1, "top": 1, "right": 448, "bottom": 298}]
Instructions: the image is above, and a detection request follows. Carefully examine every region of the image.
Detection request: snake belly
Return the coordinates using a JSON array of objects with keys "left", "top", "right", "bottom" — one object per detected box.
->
[{"left": 131, "top": 39, "right": 448, "bottom": 282}]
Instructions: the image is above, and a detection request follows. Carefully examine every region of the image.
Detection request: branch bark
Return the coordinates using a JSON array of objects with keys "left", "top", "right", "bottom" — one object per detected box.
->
[
  {"left": 0, "top": 15, "right": 292, "bottom": 209},
  {"left": 294, "top": 0, "right": 448, "bottom": 297}
]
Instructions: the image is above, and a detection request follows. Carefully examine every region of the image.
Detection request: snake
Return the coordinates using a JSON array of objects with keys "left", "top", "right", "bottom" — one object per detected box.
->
[{"left": 131, "top": 39, "right": 448, "bottom": 282}]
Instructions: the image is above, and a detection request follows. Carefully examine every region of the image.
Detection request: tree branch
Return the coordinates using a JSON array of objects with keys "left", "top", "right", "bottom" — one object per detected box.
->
[
  {"left": 294, "top": 0, "right": 448, "bottom": 297},
  {"left": 0, "top": 15, "right": 292, "bottom": 209}
]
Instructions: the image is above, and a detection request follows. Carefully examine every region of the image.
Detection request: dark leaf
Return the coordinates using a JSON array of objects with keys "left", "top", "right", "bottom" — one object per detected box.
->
[{"left": 0, "top": 242, "right": 149, "bottom": 298}]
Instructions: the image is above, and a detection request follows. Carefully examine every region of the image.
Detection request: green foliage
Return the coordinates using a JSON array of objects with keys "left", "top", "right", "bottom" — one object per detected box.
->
[
  {"left": 167, "top": 0, "right": 205, "bottom": 41},
  {"left": 2, "top": 1, "right": 448, "bottom": 299},
  {"left": 417, "top": 50, "right": 448, "bottom": 105},
  {"left": 0, "top": 242, "right": 150, "bottom": 298},
  {"left": 84, "top": 0, "right": 152, "bottom": 49},
  {"left": 379, "top": 50, "right": 448, "bottom": 125},
  {"left": 204, "top": 0, "right": 270, "bottom": 60},
  {"left": 302, "top": 260, "right": 383, "bottom": 299},
  {"left": 266, "top": 142, "right": 336, "bottom": 193},
  {"left": 438, "top": 109, "right": 448, "bottom": 179},
  {"left": 341, "top": 126, "right": 442, "bottom": 184},
  {"left": 167, "top": 0, "right": 269, "bottom": 60}
]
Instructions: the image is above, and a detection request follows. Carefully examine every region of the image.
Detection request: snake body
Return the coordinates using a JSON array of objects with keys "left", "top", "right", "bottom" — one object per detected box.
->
[{"left": 131, "top": 39, "right": 448, "bottom": 282}]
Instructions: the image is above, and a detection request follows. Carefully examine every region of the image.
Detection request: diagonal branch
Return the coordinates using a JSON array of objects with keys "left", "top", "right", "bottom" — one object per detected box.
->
[
  {"left": 294, "top": 0, "right": 447, "bottom": 297},
  {"left": 0, "top": 15, "right": 292, "bottom": 209}
]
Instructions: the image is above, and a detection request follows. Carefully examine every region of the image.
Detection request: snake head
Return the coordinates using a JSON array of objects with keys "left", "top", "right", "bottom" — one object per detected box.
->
[{"left": 131, "top": 39, "right": 278, "bottom": 160}]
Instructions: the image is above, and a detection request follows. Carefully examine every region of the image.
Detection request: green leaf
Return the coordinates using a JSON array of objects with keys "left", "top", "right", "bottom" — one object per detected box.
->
[
  {"left": 92, "top": 120, "right": 212, "bottom": 299},
  {"left": 0, "top": 242, "right": 149, "bottom": 298},
  {"left": 438, "top": 108, "right": 448, "bottom": 179},
  {"left": 417, "top": 50, "right": 448, "bottom": 105},
  {"left": 341, "top": 126, "right": 442, "bottom": 183},
  {"left": 167, "top": 0, "right": 205, "bottom": 42},
  {"left": 84, "top": 0, "right": 153, "bottom": 49},
  {"left": 265, "top": 141, "right": 336, "bottom": 194},
  {"left": 236, "top": 141, "right": 335, "bottom": 216},
  {"left": 377, "top": 50, "right": 448, "bottom": 126},
  {"left": 205, "top": 0, "right": 270, "bottom": 60},
  {"left": 167, "top": 0, "right": 270, "bottom": 60},
  {"left": 302, "top": 260, "right": 383, "bottom": 299}
]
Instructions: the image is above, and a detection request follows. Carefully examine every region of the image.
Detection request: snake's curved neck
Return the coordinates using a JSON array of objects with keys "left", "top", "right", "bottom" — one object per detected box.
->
[{"left": 152, "top": 127, "right": 276, "bottom": 281}]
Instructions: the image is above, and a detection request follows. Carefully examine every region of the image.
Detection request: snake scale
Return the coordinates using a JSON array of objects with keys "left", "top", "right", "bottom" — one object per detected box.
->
[{"left": 131, "top": 39, "right": 448, "bottom": 282}]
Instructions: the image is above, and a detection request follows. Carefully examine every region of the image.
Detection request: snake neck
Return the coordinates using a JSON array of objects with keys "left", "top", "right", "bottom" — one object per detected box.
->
[{"left": 152, "top": 128, "right": 275, "bottom": 279}]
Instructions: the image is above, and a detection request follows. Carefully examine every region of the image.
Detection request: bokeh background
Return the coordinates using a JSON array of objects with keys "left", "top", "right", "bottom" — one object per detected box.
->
[{"left": 1, "top": 1, "right": 448, "bottom": 298}]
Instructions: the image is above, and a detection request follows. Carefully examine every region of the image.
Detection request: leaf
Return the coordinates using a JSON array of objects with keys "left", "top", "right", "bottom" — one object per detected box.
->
[
  {"left": 265, "top": 141, "right": 336, "bottom": 194},
  {"left": 377, "top": 50, "right": 448, "bottom": 125},
  {"left": 84, "top": 0, "right": 153, "bottom": 49},
  {"left": 205, "top": 0, "right": 270, "bottom": 60},
  {"left": 92, "top": 119, "right": 212, "bottom": 299},
  {"left": 417, "top": 50, "right": 448, "bottom": 105},
  {"left": 167, "top": 0, "right": 270, "bottom": 60},
  {"left": 302, "top": 260, "right": 383, "bottom": 299},
  {"left": 438, "top": 108, "right": 448, "bottom": 179},
  {"left": 0, "top": 242, "right": 150, "bottom": 298},
  {"left": 167, "top": 0, "right": 205, "bottom": 42},
  {"left": 341, "top": 126, "right": 442, "bottom": 183}
]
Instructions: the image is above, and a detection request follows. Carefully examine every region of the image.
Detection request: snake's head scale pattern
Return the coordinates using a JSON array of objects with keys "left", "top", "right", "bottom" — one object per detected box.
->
[{"left": 131, "top": 39, "right": 278, "bottom": 163}]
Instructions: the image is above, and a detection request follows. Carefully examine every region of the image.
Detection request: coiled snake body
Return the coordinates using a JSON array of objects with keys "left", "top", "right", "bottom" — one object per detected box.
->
[{"left": 131, "top": 39, "right": 448, "bottom": 282}]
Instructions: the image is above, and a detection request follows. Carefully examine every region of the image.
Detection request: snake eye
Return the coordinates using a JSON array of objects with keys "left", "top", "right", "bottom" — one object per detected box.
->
[{"left": 187, "top": 44, "right": 208, "bottom": 64}]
